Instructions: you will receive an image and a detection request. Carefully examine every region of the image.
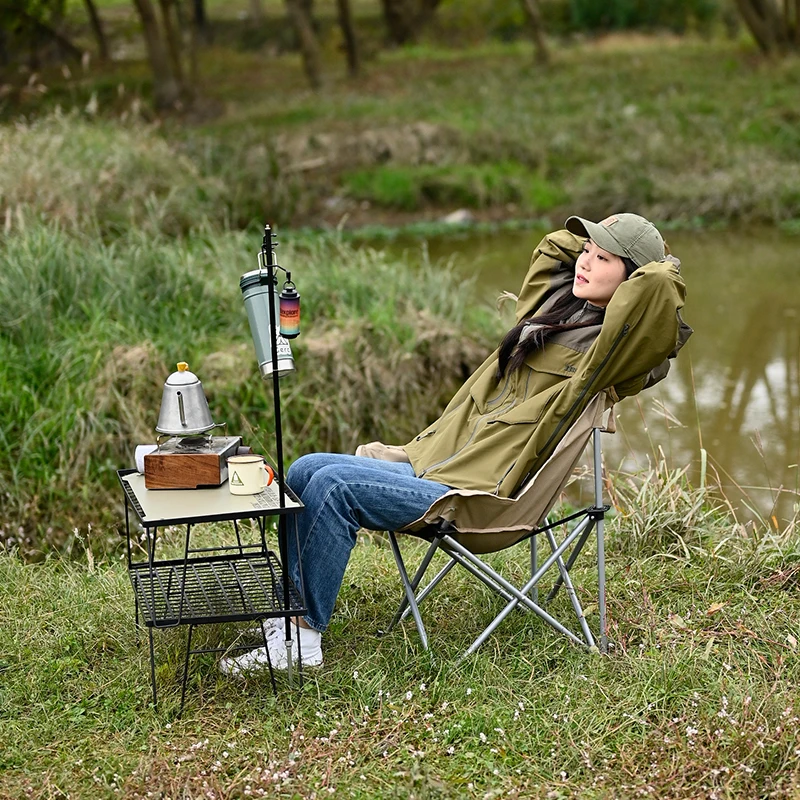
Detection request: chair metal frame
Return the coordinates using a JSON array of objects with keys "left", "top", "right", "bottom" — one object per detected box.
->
[{"left": 384, "top": 425, "right": 609, "bottom": 657}]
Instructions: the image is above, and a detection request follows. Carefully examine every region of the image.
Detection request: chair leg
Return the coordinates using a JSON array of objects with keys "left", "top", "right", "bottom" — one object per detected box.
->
[
  {"left": 529, "top": 535, "right": 538, "bottom": 604},
  {"left": 597, "top": 515, "right": 608, "bottom": 654},
  {"left": 546, "top": 523, "right": 593, "bottom": 602},
  {"left": 446, "top": 549, "right": 516, "bottom": 604},
  {"left": 545, "top": 529, "right": 596, "bottom": 649},
  {"left": 398, "top": 558, "right": 457, "bottom": 623},
  {"left": 439, "top": 527, "right": 590, "bottom": 656},
  {"left": 384, "top": 537, "right": 440, "bottom": 634},
  {"left": 388, "top": 532, "right": 430, "bottom": 651},
  {"left": 592, "top": 427, "right": 609, "bottom": 654}
]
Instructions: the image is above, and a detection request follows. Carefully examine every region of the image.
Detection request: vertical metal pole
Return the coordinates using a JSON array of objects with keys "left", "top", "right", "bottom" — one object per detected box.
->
[
  {"left": 233, "top": 519, "right": 244, "bottom": 554},
  {"left": 593, "top": 429, "right": 608, "bottom": 654},
  {"left": 262, "top": 225, "right": 293, "bottom": 675},
  {"left": 529, "top": 535, "right": 539, "bottom": 603},
  {"left": 262, "top": 225, "right": 286, "bottom": 508}
]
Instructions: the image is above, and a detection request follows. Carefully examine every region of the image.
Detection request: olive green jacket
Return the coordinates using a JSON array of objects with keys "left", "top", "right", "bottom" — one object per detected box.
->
[{"left": 402, "top": 229, "right": 691, "bottom": 496}]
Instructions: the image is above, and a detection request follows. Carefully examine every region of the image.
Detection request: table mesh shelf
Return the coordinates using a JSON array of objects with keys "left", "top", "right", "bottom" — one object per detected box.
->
[{"left": 130, "top": 551, "right": 305, "bottom": 627}]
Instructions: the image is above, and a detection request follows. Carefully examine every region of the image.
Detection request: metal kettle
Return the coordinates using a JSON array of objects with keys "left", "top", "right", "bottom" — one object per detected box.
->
[{"left": 155, "top": 362, "right": 218, "bottom": 436}]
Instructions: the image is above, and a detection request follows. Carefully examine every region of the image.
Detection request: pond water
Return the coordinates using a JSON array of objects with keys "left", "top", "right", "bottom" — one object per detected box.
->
[{"left": 385, "top": 226, "right": 800, "bottom": 524}]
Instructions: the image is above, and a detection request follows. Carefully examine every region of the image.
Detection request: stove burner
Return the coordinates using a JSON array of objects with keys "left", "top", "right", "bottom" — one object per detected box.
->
[{"left": 177, "top": 435, "right": 212, "bottom": 449}]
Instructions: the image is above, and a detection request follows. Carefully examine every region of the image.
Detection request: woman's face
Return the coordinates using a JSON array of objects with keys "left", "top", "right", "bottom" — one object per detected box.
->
[{"left": 572, "top": 239, "right": 628, "bottom": 307}]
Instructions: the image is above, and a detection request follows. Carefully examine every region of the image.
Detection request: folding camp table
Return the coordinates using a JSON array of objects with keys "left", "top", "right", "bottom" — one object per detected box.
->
[{"left": 118, "top": 469, "right": 305, "bottom": 713}]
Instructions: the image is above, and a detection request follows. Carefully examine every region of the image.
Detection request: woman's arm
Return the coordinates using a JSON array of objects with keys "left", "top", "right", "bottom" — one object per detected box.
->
[
  {"left": 527, "top": 258, "right": 687, "bottom": 470},
  {"left": 514, "top": 229, "right": 586, "bottom": 324},
  {"left": 560, "top": 258, "right": 687, "bottom": 403}
]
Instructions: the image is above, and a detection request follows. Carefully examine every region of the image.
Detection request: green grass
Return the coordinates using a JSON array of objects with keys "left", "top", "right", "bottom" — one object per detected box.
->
[
  {"left": 0, "top": 222, "right": 501, "bottom": 553},
  {"left": 1, "top": 463, "right": 799, "bottom": 798},
  {"left": 343, "top": 163, "right": 567, "bottom": 212}
]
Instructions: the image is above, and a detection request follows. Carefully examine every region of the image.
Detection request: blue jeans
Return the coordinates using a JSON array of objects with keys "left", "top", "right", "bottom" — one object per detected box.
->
[{"left": 285, "top": 453, "right": 451, "bottom": 632}]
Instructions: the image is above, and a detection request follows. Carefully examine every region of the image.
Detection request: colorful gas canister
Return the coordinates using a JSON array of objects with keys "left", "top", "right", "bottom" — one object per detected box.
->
[{"left": 279, "top": 280, "right": 301, "bottom": 338}]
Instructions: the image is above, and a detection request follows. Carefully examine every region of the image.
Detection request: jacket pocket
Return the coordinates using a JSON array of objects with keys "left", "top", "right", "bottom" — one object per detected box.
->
[
  {"left": 484, "top": 382, "right": 565, "bottom": 426},
  {"left": 523, "top": 344, "right": 583, "bottom": 378}
]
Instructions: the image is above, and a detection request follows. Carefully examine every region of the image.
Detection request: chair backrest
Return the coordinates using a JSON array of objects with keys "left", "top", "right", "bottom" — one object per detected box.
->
[{"left": 400, "top": 391, "right": 614, "bottom": 554}]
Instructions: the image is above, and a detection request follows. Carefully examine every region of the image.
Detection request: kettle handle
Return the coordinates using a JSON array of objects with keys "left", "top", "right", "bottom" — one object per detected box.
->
[{"left": 177, "top": 392, "right": 187, "bottom": 427}]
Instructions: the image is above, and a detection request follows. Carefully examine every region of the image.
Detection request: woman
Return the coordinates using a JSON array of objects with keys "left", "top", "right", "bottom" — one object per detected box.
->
[{"left": 220, "top": 213, "right": 691, "bottom": 675}]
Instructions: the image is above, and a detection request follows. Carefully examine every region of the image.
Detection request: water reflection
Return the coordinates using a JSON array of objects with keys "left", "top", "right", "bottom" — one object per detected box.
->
[{"left": 389, "top": 227, "right": 800, "bottom": 523}]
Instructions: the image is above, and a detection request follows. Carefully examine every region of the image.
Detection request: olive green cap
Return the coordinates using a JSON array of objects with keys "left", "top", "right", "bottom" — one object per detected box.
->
[{"left": 565, "top": 213, "right": 665, "bottom": 268}]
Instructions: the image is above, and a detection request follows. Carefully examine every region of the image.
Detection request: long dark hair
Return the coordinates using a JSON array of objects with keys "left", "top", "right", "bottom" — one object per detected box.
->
[{"left": 496, "top": 255, "right": 638, "bottom": 380}]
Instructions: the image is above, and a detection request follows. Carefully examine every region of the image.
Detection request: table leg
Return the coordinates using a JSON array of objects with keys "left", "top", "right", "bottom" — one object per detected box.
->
[
  {"left": 179, "top": 624, "right": 194, "bottom": 717},
  {"left": 148, "top": 626, "right": 158, "bottom": 711}
]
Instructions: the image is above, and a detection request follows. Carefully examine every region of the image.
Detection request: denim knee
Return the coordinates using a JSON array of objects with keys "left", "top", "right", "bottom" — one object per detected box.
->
[
  {"left": 302, "top": 464, "right": 349, "bottom": 503},
  {"left": 286, "top": 453, "right": 327, "bottom": 496}
]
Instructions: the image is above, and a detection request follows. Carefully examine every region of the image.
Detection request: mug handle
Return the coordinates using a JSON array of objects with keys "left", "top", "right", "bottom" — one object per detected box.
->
[{"left": 261, "top": 464, "right": 275, "bottom": 488}]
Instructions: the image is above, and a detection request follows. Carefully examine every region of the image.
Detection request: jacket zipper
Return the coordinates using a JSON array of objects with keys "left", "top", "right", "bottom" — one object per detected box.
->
[
  {"left": 494, "top": 458, "right": 518, "bottom": 494},
  {"left": 486, "top": 373, "right": 512, "bottom": 409},
  {"left": 535, "top": 322, "right": 630, "bottom": 468},
  {"left": 413, "top": 393, "right": 472, "bottom": 442}
]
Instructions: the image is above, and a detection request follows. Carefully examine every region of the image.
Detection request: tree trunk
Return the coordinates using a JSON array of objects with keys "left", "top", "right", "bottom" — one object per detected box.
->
[
  {"left": 520, "top": 0, "right": 549, "bottom": 65},
  {"left": 336, "top": 0, "right": 359, "bottom": 77},
  {"left": 381, "top": 0, "right": 416, "bottom": 45},
  {"left": 132, "top": 0, "right": 181, "bottom": 108},
  {"left": 733, "top": 0, "right": 800, "bottom": 53},
  {"left": 193, "top": 0, "right": 211, "bottom": 44},
  {"left": 84, "top": 0, "right": 110, "bottom": 62},
  {"left": 157, "top": 0, "right": 185, "bottom": 84},
  {"left": 795, "top": 0, "right": 800, "bottom": 45},
  {"left": 285, "top": 0, "right": 322, "bottom": 89},
  {"left": 249, "top": 0, "right": 265, "bottom": 24}
]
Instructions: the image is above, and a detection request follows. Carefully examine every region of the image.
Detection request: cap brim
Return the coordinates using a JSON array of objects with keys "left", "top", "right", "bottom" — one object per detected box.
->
[{"left": 565, "top": 216, "right": 627, "bottom": 259}]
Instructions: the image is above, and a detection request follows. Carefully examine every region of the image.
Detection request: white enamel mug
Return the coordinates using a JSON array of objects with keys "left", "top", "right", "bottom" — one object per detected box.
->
[{"left": 227, "top": 455, "right": 275, "bottom": 495}]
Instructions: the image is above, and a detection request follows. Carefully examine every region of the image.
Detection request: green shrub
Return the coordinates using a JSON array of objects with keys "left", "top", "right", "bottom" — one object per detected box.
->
[{"left": 568, "top": 0, "right": 719, "bottom": 33}]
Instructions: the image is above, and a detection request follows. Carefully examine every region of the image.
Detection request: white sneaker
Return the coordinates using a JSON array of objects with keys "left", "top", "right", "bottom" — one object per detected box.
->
[
  {"left": 244, "top": 617, "right": 289, "bottom": 641},
  {"left": 219, "top": 626, "right": 323, "bottom": 675}
]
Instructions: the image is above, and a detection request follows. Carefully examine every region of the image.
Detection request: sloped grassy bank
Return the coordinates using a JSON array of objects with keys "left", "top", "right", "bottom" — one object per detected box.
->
[
  {"left": 5, "top": 35, "right": 800, "bottom": 234},
  {"left": 0, "top": 223, "right": 499, "bottom": 554}
]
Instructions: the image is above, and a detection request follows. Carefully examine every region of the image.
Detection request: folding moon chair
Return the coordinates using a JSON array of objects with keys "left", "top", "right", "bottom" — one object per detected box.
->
[{"left": 384, "top": 391, "right": 615, "bottom": 657}]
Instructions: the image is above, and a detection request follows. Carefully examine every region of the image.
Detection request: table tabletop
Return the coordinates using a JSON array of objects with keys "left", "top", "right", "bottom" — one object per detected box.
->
[{"left": 117, "top": 469, "right": 303, "bottom": 527}]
